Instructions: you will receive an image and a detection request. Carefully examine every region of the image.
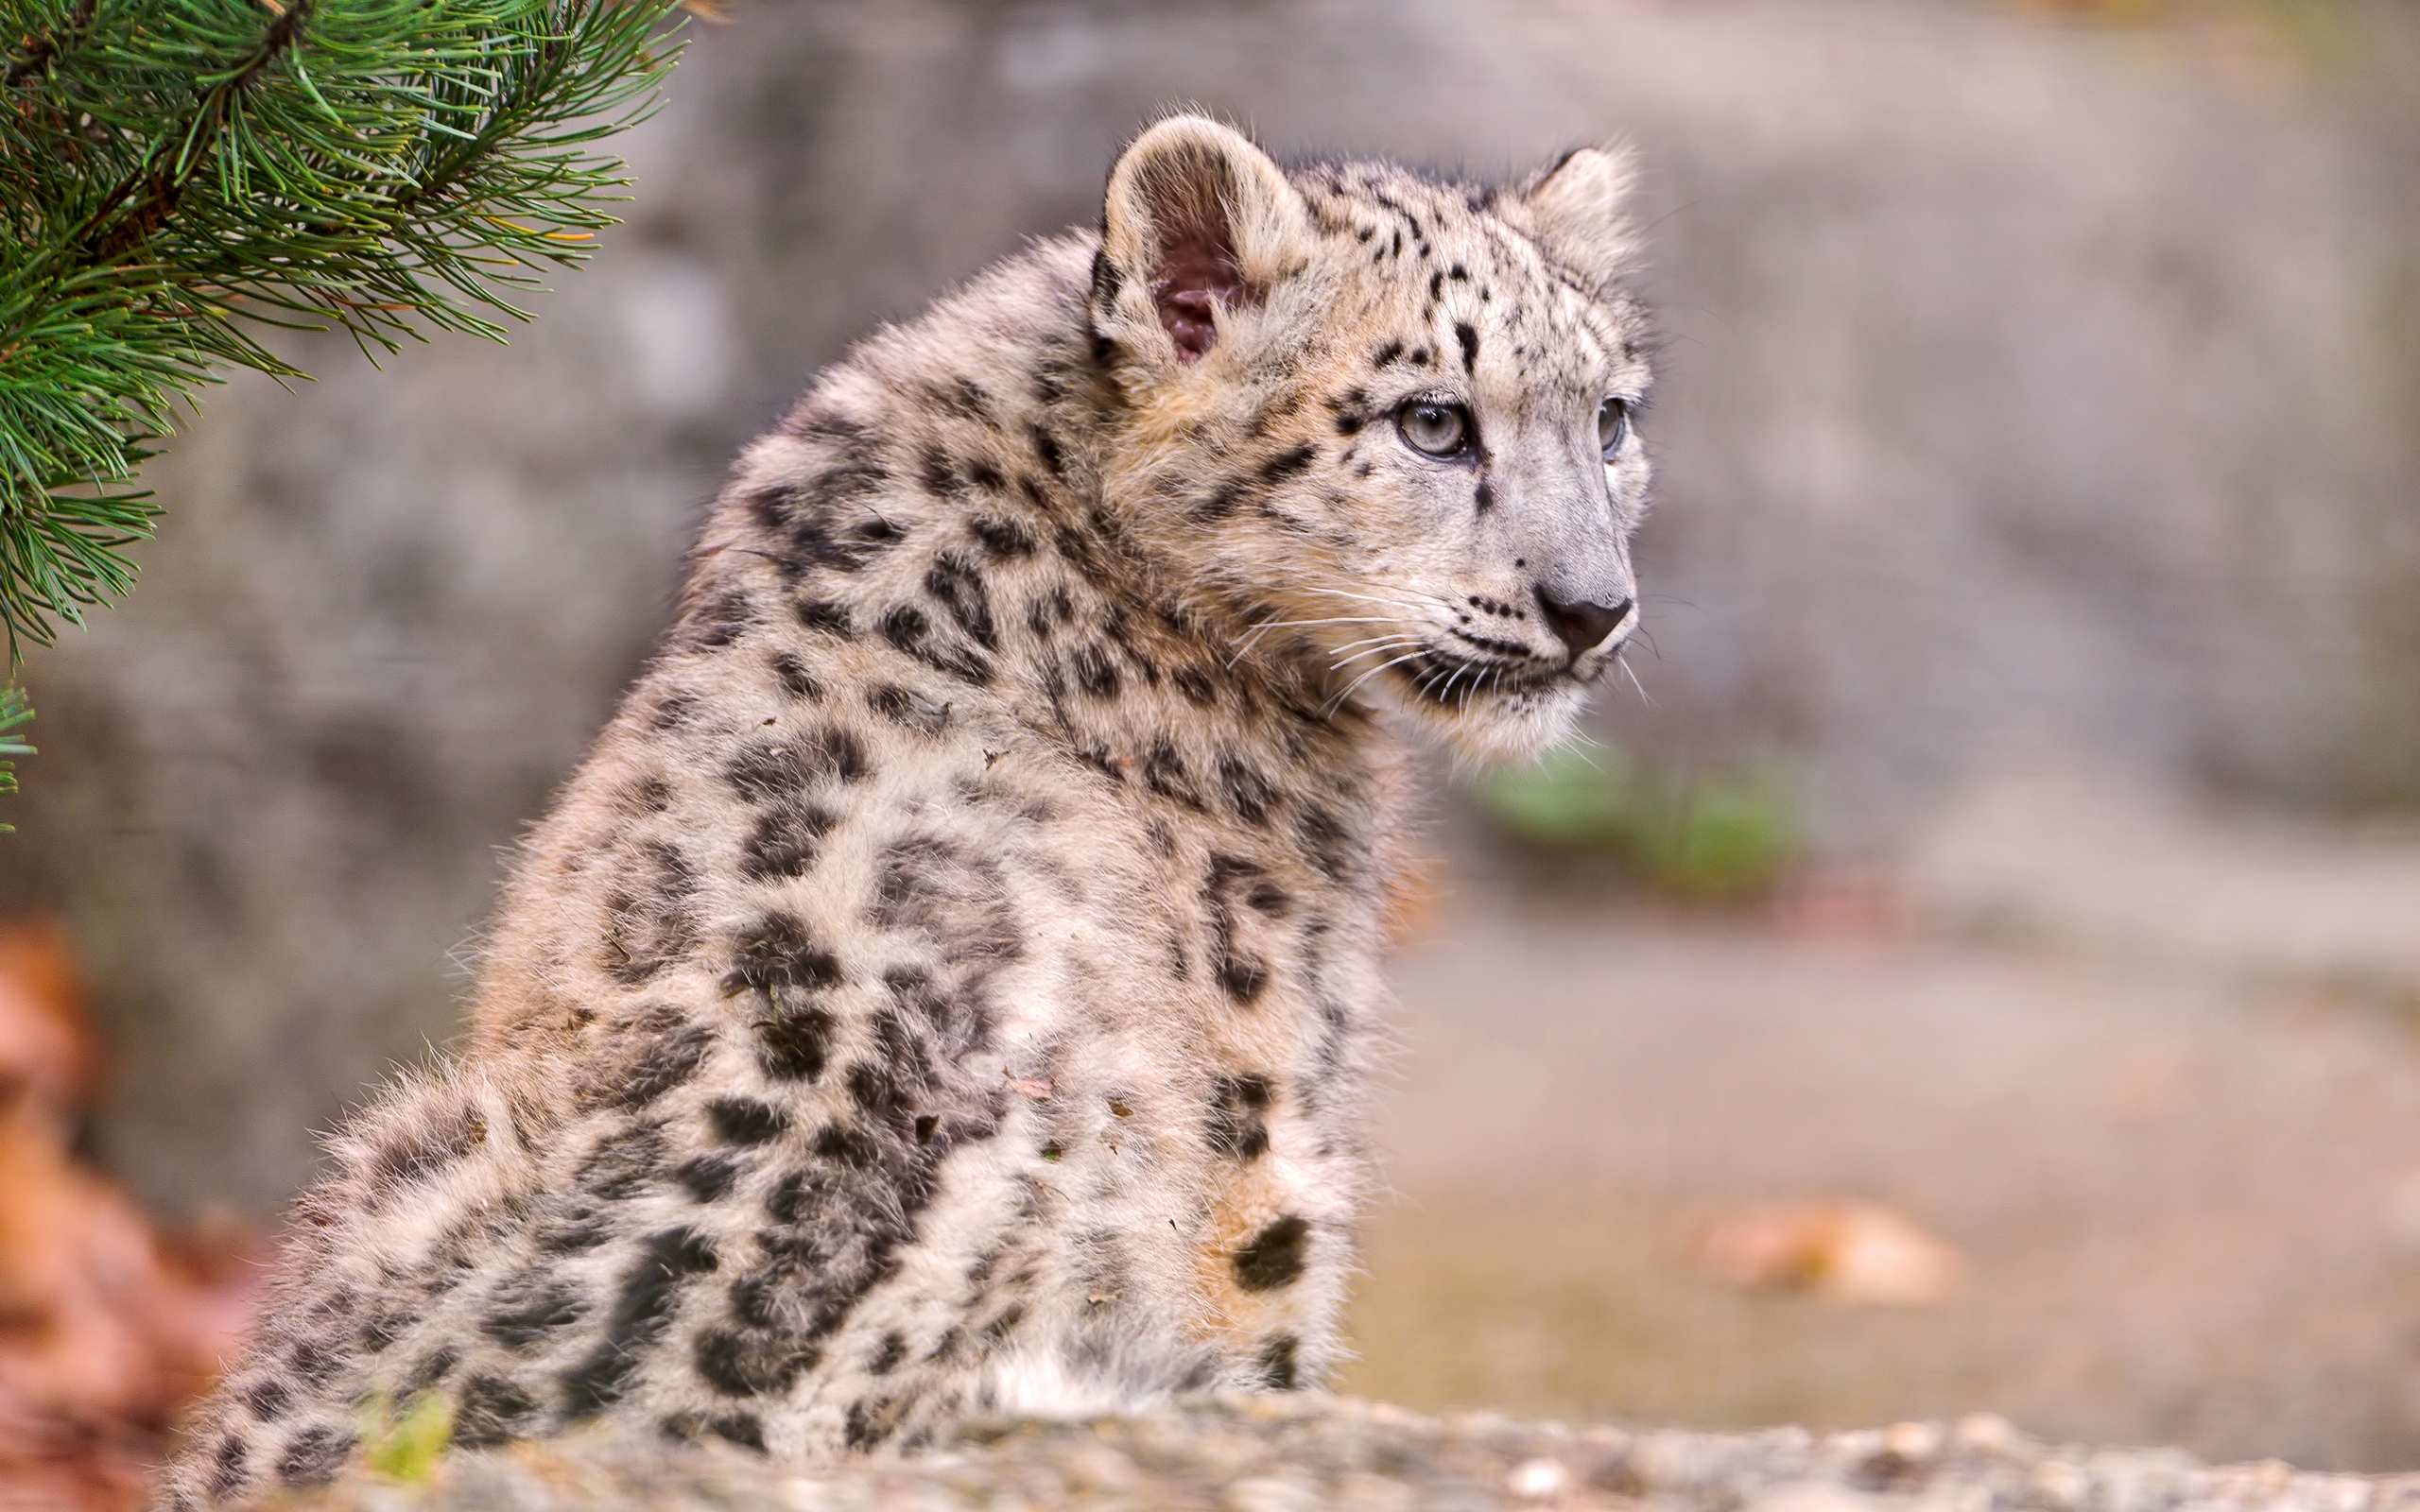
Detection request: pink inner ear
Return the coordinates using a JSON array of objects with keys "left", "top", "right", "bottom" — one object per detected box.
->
[{"left": 1155, "top": 219, "right": 1242, "bottom": 365}]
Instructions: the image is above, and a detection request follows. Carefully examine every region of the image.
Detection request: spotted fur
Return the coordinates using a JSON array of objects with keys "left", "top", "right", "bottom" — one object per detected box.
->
[{"left": 158, "top": 115, "right": 1651, "bottom": 1505}]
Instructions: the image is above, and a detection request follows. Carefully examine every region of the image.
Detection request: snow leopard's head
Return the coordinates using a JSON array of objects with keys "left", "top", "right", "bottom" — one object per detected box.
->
[{"left": 1090, "top": 114, "right": 1651, "bottom": 763}]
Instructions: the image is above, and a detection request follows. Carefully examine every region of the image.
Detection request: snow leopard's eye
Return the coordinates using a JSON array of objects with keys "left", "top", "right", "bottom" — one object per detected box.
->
[
  {"left": 1598, "top": 397, "right": 1630, "bottom": 458},
  {"left": 1397, "top": 400, "right": 1471, "bottom": 458}
]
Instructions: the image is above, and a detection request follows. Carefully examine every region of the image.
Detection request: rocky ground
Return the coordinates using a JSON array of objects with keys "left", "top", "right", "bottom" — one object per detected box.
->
[{"left": 286, "top": 1395, "right": 2410, "bottom": 1512}]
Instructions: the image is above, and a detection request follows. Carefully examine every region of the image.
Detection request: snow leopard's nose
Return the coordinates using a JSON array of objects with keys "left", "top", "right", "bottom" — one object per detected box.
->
[{"left": 1535, "top": 588, "right": 1632, "bottom": 659}]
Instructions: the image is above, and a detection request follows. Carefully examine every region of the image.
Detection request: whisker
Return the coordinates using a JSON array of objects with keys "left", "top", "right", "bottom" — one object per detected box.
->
[
  {"left": 1331, "top": 636, "right": 1424, "bottom": 662},
  {"left": 1327, "top": 639, "right": 1426, "bottom": 675},
  {"left": 1618, "top": 652, "right": 1653, "bottom": 707},
  {"left": 1301, "top": 587, "right": 1434, "bottom": 614},
  {"left": 1325, "top": 646, "right": 1432, "bottom": 714},
  {"left": 1328, "top": 630, "right": 1424, "bottom": 655},
  {"left": 1226, "top": 614, "right": 1409, "bottom": 668}
]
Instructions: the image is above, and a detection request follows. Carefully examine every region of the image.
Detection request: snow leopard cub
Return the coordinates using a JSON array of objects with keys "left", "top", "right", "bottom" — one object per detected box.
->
[{"left": 160, "top": 113, "right": 1651, "bottom": 1504}]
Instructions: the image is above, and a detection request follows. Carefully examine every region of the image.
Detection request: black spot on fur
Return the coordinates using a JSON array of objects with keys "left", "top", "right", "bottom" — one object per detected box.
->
[
  {"left": 769, "top": 651, "right": 824, "bottom": 701},
  {"left": 1029, "top": 424, "right": 1065, "bottom": 477},
  {"left": 453, "top": 1373, "right": 539, "bottom": 1449},
  {"left": 1191, "top": 480, "right": 1246, "bottom": 522},
  {"left": 724, "top": 912, "right": 842, "bottom": 999},
  {"left": 694, "top": 1325, "right": 819, "bottom": 1398},
  {"left": 709, "top": 1097, "right": 788, "bottom": 1146},
  {"left": 363, "top": 1103, "right": 482, "bottom": 1199},
  {"left": 1174, "top": 667, "right": 1219, "bottom": 708},
  {"left": 614, "top": 773, "right": 673, "bottom": 816},
  {"left": 924, "top": 552, "right": 998, "bottom": 648},
  {"left": 1073, "top": 644, "right": 1119, "bottom": 699},
  {"left": 1456, "top": 321, "right": 1479, "bottom": 373},
  {"left": 756, "top": 1005, "right": 836, "bottom": 1082},
  {"left": 1026, "top": 584, "right": 1075, "bottom": 640},
  {"left": 1206, "top": 855, "right": 1275, "bottom": 1005},
  {"left": 881, "top": 602, "right": 994, "bottom": 686},
  {"left": 682, "top": 586, "right": 754, "bottom": 650},
  {"left": 664, "top": 1411, "right": 768, "bottom": 1452},
  {"left": 242, "top": 1377, "right": 289, "bottom": 1421},
  {"left": 563, "top": 1228, "right": 718, "bottom": 1416},
  {"left": 759, "top": 464, "right": 901, "bottom": 577},
  {"left": 811, "top": 1123, "right": 880, "bottom": 1169},
  {"left": 1143, "top": 738, "right": 1205, "bottom": 811},
  {"left": 648, "top": 689, "right": 698, "bottom": 731},
  {"left": 1233, "top": 1215, "right": 1311, "bottom": 1292},
  {"left": 1296, "top": 803, "right": 1355, "bottom": 885},
  {"left": 869, "top": 682, "right": 950, "bottom": 735},
  {"left": 1259, "top": 1334, "right": 1301, "bottom": 1390},
  {"left": 576, "top": 1124, "right": 668, "bottom": 1201},
  {"left": 870, "top": 1332, "right": 908, "bottom": 1374},
  {"left": 1207, "top": 1074, "right": 1273, "bottom": 1160},
  {"left": 1372, "top": 339, "right": 1405, "bottom": 368},
  {"left": 1259, "top": 444, "right": 1316, "bottom": 484},
  {"left": 740, "top": 800, "right": 834, "bottom": 882},
  {"left": 535, "top": 1210, "right": 609, "bottom": 1256},
  {"left": 1051, "top": 523, "right": 1102, "bottom": 576},
  {"left": 275, "top": 1425, "right": 354, "bottom": 1486},
  {"left": 970, "top": 515, "right": 1036, "bottom": 558},
  {"left": 1474, "top": 479, "right": 1495, "bottom": 512},
  {"left": 918, "top": 447, "right": 959, "bottom": 499},
  {"left": 723, "top": 727, "right": 868, "bottom": 803},
  {"left": 846, "top": 1400, "right": 897, "bottom": 1451},
  {"left": 206, "top": 1435, "right": 250, "bottom": 1500},
  {"left": 797, "top": 597, "right": 855, "bottom": 636},
  {"left": 406, "top": 1345, "right": 460, "bottom": 1392},
  {"left": 601, "top": 840, "right": 700, "bottom": 987},
  {"left": 678, "top": 1153, "right": 743, "bottom": 1202},
  {"left": 483, "top": 1275, "right": 587, "bottom": 1351},
  {"left": 1219, "top": 757, "right": 1278, "bottom": 825},
  {"left": 599, "top": 1022, "right": 712, "bottom": 1111}
]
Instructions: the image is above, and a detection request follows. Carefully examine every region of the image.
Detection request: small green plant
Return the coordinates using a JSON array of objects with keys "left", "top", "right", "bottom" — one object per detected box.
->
[
  {"left": 1473, "top": 744, "right": 1803, "bottom": 902},
  {"left": 359, "top": 1389, "right": 455, "bottom": 1484},
  {"left": 0, "top": 684, "right": 29, "bottom": 833}
]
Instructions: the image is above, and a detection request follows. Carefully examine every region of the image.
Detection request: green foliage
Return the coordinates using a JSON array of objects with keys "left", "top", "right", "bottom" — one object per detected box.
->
[
  {"left": 0, "top": 0, "right": 685, "bottom": 813},
  {"left": 360, "top": 1390, "right": 455, "bottom": 1482},
  {"left": 1474, "top": 744, "right": 1803, "bottom": 902},
  {"left": 0, "top": 683, "right": 29, "bottom": 833}
]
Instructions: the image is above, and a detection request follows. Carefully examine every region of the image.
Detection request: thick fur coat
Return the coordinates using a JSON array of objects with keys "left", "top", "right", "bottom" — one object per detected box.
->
[{"left": 158, "top": 116, "right": 1651, "bottom": 1506}]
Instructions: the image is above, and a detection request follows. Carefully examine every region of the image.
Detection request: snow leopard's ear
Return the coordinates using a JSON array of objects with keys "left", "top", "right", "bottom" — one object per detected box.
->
[
  {"left": 1509, "top": 146, "right": 1639, "bottom": 297},
  {"left": 1097, "top": 114, "right": 1312, "bottom": 367}
]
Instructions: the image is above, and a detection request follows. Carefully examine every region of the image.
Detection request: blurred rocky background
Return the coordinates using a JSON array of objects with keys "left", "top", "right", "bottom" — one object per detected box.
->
[{"left": 6, "top": 0, "right": 2420, "bottom": 1486}]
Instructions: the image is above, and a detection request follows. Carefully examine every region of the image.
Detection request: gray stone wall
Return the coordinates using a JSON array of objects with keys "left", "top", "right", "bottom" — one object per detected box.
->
[{"left": 4, "top": 0, "right": 2415, "bottom": 1215}]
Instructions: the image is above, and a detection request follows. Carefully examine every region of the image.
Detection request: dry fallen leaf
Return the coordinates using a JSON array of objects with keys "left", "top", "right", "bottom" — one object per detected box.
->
[
  {"left": 1691, "top": 1197, "right": 1964, "bottom": 1307},
  {"left": 0, "top": 919, "right": 265, "bottom": 1512}
]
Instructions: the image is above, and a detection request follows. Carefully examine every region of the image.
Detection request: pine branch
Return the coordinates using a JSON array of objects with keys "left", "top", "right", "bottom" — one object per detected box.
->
[
  {"left": 0, "top": 682, "right": 30, "bottom": 833},
  {"left": 0, "top": 0, "right": 687, "bottom": 664},
  {"left": 0, "top": 0, "right": 685, "bottom": 823}
]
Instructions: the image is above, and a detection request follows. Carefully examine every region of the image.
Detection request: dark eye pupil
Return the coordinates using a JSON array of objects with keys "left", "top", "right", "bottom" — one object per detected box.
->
[
  {"left": 1399, "top": 402, "right": 1466, "bottom": 456},
  {"left": 1599, "top": 399, "right": 1628, "bottom": 454}
]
